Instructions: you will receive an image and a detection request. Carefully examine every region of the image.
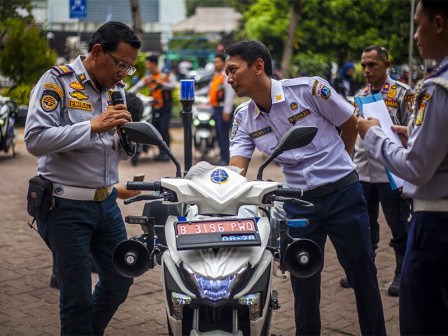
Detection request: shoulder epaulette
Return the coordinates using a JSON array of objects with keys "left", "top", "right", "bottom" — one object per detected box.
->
[
  {"left": 117, "top": 80, "right": 125, "bottom": 88},
  {"left": 51, "top": 64, "right": 75, "bottom": 76},
  {"left": 281, "top": 77, "right": 309, "bottom": 87},
  {"left": 394, "top": 80, "right": 412, "bottom": 91},
  {"left": 433, "top": 77, "right": 448, "bottom": 92},
  {"left": 234, "top": 100, "right": 250, "bottom": 116}
]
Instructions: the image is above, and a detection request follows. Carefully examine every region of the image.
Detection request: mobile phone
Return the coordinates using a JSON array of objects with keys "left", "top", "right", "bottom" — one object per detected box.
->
[{"left": 133, "top": 173, "right": 145, "bottom": 182}]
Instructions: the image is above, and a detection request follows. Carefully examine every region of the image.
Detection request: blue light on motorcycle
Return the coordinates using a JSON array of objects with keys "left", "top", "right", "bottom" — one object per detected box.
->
[
  {"left": 180, "top": 80, "right": 195, "bottom": 100},
  {"left": 238, "top": 293, "right": 261, "bottom": 320},
  {"left": 193, "top": 274, "right": 236, "bottom": 301}
]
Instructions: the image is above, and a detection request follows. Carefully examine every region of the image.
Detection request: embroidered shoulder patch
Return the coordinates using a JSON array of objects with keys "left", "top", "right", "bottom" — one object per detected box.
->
[
  {"left": 52, "top": 65, "right": 74, "bottom": 76},
  {"left": 68, "top": 99, "right": 92, "bottom": 112},
  {"left": 312, "top": 80, "right": 331, "bottom": 100},
  {"left": 41, "top": 90, "right": 60, "bottom": 112},
  {"left": 230, "top": 121, "right": 240, "bottom": 140},
  {"left": 288, "top": 110, "right": 311, "bottom": 125},
  {"left": 44, "top": 83, "right": 64, "bottom": 98},
  {"left": 415, "top": 92, "right": 432, "bottom": 126},
  {"left": 404, "top": 93, "right": 416, "bottom": 111},
  {"left": 249, "top": 126, "right": 272, "bottom": 139},
  {"left": 117, "top": 80, "right": 125, "bottom": 88}
]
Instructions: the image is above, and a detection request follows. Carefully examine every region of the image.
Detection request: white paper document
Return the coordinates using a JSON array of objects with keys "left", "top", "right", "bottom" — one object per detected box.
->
[{"left": 354, "top": 94, "right": 404, "bottom": 190}]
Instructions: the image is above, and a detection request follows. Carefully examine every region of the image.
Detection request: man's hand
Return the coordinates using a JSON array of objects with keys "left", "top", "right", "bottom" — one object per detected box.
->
[
  {"left": 357, "top": 117, "right": 381, "bottom": 139},
  {"left": 90, "top": 104, "right": 132, "bottom": 134},
  {"left": 391, "top": 125, "right": 409, "bottom": 148},
  {"left": 222, "top": 112, "right": 231, "bottom": 123}
]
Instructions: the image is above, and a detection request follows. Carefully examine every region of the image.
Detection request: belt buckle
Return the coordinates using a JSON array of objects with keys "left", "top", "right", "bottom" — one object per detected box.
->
[{"left": 93, "top": 187, "right": 110, "bottom": 202}]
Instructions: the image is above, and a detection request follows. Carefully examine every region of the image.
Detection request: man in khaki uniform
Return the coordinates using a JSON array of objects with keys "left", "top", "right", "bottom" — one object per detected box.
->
[{"left": 340, "top": 45, "right": 415, "bottom": 297}]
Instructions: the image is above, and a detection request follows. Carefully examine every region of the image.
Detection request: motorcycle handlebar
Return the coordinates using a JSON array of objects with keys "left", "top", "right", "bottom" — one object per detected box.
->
[
  {"left": 275, "top": 187, "right": 303, "bottom": 198},
  {"left": 125, "top": 181, "right": 161, "bottom": 191}
]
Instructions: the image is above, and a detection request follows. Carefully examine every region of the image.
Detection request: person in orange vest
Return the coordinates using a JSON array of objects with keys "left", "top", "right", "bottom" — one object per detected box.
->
[
  {"left": 129, "top": 55, "right": 177, "bottom": 161},
  {"left": 209, "top": 53, "right": 235, "bottom": 166}
]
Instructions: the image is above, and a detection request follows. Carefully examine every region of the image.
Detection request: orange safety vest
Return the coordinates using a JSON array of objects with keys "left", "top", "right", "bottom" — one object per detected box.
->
[
  {"left": 145, "top": 73, "right": 172, "bottom": 109},
  {"left": 209, "top": 72, "right": 226, "bottom": 107}
]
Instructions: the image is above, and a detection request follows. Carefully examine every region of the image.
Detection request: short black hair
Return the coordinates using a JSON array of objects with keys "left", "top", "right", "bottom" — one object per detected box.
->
[
  {"left": 225, "top": 40, "right": 273, "bottom": 77},
  {"left": 214, "top": 53, "right": 226, "bottom": 62},
  {"left": 419, "top": 0, "right": 448, "bottom": 20},
  {"left": 363, "top": 45, "right": 389, "bottom": 62},
  {"left": 88, "top": 21, "right": 141, "bottom": 52},
  {"left": 146, "top": 55, "right": 159, "bottom": 64}
]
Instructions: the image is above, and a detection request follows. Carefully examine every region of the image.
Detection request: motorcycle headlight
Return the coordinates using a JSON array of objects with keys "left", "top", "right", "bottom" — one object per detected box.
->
[
  {"left": 238, "top": 293, "right": 261, "bottom": 320},
  {"left": 170, "top": 292, "right": 192, "bottom": 320},
  {"left": 193, "top": 119, "right": 200, "bottom": 126},
  {"left": 209, "top": 119, "right": 216, "bottom": 127},
  {"left": 183, "top": 264, "right": 247, "bottom": 302},
  {"left": 193, "top": 274, "right": 235, "bottom": 301},
  {"left": 197, "top": 112, "right": 211, "bottom": 121}
]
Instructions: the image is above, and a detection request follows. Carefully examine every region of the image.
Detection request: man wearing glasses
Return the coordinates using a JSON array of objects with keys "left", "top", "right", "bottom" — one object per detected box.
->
[{"left": 25, "top": 22, "right": 140, "bottom": 335}]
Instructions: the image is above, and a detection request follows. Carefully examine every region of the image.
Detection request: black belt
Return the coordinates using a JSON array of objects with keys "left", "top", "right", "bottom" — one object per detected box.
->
[{"left": 303, "top": 171, "right": 359, "bottom": 198}]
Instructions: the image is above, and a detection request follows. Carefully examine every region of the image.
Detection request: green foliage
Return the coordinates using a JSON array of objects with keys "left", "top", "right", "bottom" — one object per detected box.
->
[
  {"left": 239, "top": 0, "right": 413, "bottom": 71},
  {"left": 0, "top": 0, "right": 34, "bottom": 22},
  {"left": 291, "top": 51, "right": 331, "bottom": 78},
  {"left": 242, "top": 0, "right": 291, "bottom": 61},
  {"left": 0, "top": 19, "right": 57, "bottom": 85},
  {"left": 7, "top": 83, "right": 33, "bottom": 106}
]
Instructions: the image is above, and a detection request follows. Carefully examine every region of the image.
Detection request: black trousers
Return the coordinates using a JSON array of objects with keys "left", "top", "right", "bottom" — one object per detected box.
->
[
  {"left": 361, "top": 182, "right": 409, "bottom": 256},
  {"left": 400, "top": 211, "right": 448, "bottom": 335}
]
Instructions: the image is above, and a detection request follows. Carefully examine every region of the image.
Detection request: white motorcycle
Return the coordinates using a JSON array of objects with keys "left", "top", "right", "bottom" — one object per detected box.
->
[{"left": 113, "top": 122, "right": 322, "bottom": 336}]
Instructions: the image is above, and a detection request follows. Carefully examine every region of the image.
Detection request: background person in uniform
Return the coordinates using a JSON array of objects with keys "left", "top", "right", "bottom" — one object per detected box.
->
[
  {"left": 225, "top": 40, "right": 385, "bottom": 336},
  {"left": 208, "top": 53, "right": 235, "bottom": 166},
  {"left": 129, "top": 55, "right": 177, "bottom": 161},
  {"left": 24, "top": 21, "right": 140, "bottom": 335},
  {"left": 358, "top": 1, "right": 448, "bottom": 333},
  {"left": 340, "top": 45, "right": 414, "bottom": 297}
]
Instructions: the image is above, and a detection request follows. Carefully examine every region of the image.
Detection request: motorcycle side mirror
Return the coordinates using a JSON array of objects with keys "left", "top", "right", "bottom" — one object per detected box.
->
[
  {"left": 124, "top": 122, "right": 182, "bottom": 177},
  {"left": 256, "top": 126, "right": 317, "bottom": 180}
]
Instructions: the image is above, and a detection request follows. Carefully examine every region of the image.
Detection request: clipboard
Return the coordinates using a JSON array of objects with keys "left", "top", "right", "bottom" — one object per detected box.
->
[{"left": 354, "top": 93, "right": 404, "bottom": 190}]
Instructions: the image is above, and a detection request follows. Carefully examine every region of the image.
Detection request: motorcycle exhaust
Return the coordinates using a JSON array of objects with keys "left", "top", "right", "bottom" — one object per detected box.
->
[{"left": 113, "top": 234, "right": 152, "bottom": 277}]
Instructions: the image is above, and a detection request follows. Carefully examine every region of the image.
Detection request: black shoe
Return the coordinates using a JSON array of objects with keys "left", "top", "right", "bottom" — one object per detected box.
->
[
  {"left": 388, "top": 274, "right": 400, "bottom": 297},
  {"left": 50, "top": 274, "right": 59, "bottom": 289},
  {"left": 340, "top": 277, "right": 351, "bottom": 288}
]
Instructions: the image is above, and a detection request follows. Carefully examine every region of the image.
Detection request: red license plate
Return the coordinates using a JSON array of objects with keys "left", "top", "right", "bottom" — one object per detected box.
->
[{"left": 177, "top": 219, "right": 256, "bottom": 236}]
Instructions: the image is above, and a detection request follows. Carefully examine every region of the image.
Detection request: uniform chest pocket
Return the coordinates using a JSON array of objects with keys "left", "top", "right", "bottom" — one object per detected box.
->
[
  {"left": 67, "top": 100, "right": 95, "bottom": 123},
  {"left": 252, "top": 129, "right": 278, "bottom": 154}
]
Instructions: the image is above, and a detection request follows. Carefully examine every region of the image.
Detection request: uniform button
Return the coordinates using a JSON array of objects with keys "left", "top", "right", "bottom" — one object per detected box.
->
[
  {"left": 295, "top": 154, "right": 300, "bottom": 158},
  {"left": 263, "top": 144, "right": 267, "bottom": 148},
  {"left": 308, "top": 182, "right": 312, "bottom": 185},
  {"left": 272, "top": 116, "right": 277, "bottom": 121}
]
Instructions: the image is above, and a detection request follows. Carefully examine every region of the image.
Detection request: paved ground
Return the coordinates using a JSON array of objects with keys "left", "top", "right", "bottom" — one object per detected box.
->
[{"left": 0, "top": 127, "right": 400, "bottom": 335}]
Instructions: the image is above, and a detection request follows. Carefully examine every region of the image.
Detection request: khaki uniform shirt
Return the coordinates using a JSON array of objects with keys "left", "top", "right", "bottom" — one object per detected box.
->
[
  {"left": 25, "top": 56, "right": 129, "bottom": 188},
  {"left": 353, "top": 76, "right": 415, "bottom": 183}
]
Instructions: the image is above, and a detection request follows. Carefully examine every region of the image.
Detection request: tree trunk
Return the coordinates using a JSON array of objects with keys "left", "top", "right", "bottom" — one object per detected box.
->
[
  {"left": 280, "top": 0, "right": 301, "bottom": 78},
  {"left": 130, "top": 0, "right": 143, "bottom": 42}
]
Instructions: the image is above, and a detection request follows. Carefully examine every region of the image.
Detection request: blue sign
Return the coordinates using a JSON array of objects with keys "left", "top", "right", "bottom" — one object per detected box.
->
[{"left": 69, "top": 0, "right": 87, "bottom": 19}]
